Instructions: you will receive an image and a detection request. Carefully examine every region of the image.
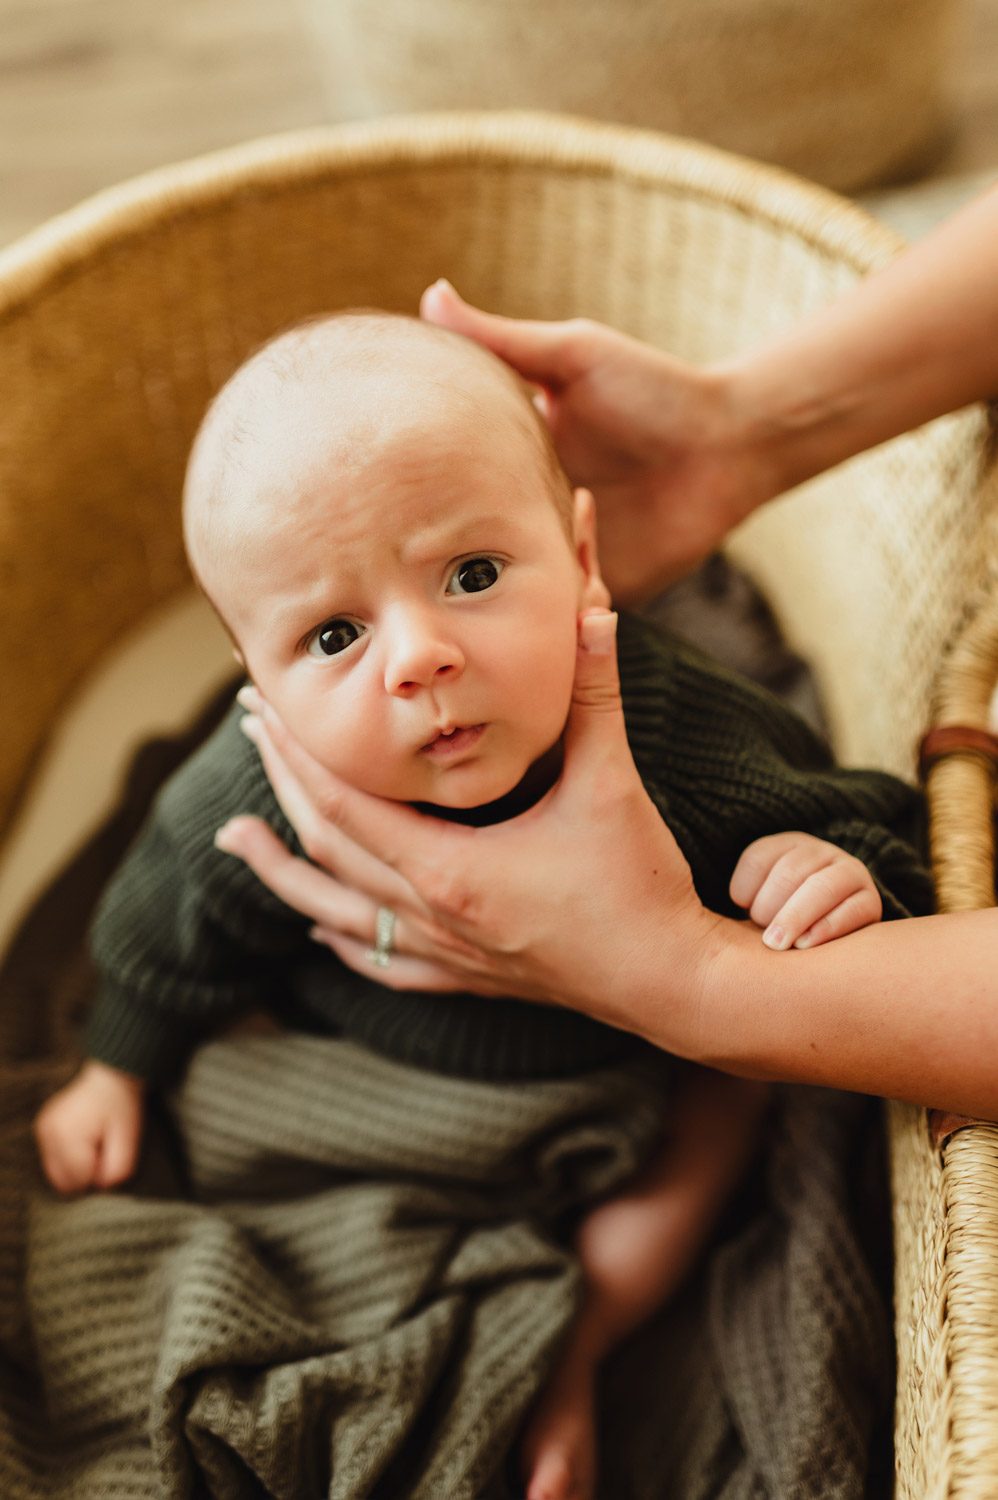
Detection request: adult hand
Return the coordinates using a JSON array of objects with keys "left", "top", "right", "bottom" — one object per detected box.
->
[
  {"left": 215, "top": 610, "right": 718, "bottom": 1051},
  {"left": 420, "top": 281, "right": 778, "bottom": 601}
]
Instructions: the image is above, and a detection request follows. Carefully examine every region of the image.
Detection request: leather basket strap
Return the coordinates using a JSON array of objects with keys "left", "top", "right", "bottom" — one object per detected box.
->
[{"left": 918, "top": 724, "right": 998, "bottom": 781}]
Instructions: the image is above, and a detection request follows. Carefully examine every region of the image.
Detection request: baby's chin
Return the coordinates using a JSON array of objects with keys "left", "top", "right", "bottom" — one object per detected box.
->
[
  {"left": 401, "top": 741, "right": 564, "bottom": 818},
  {"left": 421, "top": 775, "right": 524, "bottom": 811},
  {"left": 395, "top": 761, "right": 529, "bottom": 810}
]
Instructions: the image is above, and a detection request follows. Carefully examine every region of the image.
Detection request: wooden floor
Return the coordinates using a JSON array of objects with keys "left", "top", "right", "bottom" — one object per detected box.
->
[{"left": 0, "top": 0, "right": 997, "bottom": 250}]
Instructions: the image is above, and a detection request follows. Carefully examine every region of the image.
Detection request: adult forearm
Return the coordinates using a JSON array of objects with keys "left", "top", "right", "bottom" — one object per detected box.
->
[
  {"left": 656, "top": 911, "right": 998, "bottom": 1118},
  {"left": 717, "top": 186, "right": 998, "bottom": 498}
]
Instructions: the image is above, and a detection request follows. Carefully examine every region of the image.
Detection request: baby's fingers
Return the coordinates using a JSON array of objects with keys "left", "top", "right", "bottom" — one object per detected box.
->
[
  {"left": 761, "top": 864, "right": 877, "bottom": 951},
  {"left": 793, "top": 887, "right": 883, "bottom": 949},
  {"left": 730, "top": 833, "right": 815, "bottom": 910},
  {"left": 35, "top": 1122, "right": 100, "bottom": 1195},
  {"left": 95, "top": 1115, "right": 141, "bottom": 1189}
]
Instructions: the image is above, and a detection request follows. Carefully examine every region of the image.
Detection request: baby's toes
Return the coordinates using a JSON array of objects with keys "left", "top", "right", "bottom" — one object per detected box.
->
[
  {"left": 525, "top": 1445, "right": 591, "bottom": 1500},
  {"left": 522, "top": 1378, "right": 596, "bottom": 1500}
]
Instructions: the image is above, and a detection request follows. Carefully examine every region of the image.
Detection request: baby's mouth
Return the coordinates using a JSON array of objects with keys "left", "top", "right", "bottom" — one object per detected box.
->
[{"left": 420, "top": 724, "right": 486, "bottom": 759}]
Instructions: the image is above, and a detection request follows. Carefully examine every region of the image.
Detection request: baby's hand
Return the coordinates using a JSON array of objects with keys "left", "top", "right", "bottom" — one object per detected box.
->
[
  {"left": 729, "top": 832, "right": 882, "bottom": 952},
  {"left": 33, "top": 1060, "right": 146, "bottom": 1194}
]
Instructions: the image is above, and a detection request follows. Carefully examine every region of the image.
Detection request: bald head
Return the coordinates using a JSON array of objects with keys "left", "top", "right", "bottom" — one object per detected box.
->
[{"left": 183, "top": 310, "right": 572, "bottom": 620}]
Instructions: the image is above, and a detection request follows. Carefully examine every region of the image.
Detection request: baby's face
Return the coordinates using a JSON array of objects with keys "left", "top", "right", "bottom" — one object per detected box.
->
[{"left": 211, "top": 384, "right": 606, "bottom": 808}]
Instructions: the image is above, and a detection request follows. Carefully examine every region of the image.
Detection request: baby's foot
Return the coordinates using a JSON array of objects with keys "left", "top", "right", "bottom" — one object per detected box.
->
[{"left": 521, "top": 1360, "right": 597, "bottom": 1500}]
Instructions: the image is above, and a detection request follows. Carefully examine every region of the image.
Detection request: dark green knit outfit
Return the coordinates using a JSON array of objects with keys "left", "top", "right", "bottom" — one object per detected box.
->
[{"left": 86, "top": 611, "right": 933, "bottom": 1085}]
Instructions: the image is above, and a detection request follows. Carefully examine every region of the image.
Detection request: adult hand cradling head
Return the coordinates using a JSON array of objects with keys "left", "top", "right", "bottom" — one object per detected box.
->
[
  {"left": 218, "top": 608, "right": 716, "bottom": 1049},
  {"left": 218, "top": 183, "right": 998, "bottom": 1121}
]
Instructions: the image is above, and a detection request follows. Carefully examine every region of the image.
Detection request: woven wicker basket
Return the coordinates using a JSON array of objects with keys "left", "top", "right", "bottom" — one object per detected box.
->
[
  {"left": 899, "top": 591, "right": 998, "bottom": 1500},
  {"left": 0, "top": 112, "right": 995, "bottom": 1494}
]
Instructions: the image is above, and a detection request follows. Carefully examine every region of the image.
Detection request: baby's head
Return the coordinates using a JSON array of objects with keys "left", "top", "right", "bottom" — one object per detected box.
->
[{"left": 183, "top": 311, "right": 608, "bottom": 808}]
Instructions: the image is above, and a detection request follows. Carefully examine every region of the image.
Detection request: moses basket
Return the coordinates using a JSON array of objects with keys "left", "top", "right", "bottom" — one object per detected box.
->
[{"left": 1, "top": 114, "right": 996, "bottom": 1497}]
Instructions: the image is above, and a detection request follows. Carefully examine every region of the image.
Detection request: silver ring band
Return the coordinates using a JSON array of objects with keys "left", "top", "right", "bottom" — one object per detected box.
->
[{"left": 367, "top": 905, "right": 397, "bottom": 968}]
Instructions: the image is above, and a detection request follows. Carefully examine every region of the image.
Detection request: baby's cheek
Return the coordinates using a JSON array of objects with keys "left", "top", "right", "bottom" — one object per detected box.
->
[
  {"left": 275, "top": 689, "right": 369, "bottom": 783},
  {"left": 317, "top": 722, "right": 381, "bottom": 787},
  {"left": 516, "top": 654, "right": 575, "bottom": 749}
]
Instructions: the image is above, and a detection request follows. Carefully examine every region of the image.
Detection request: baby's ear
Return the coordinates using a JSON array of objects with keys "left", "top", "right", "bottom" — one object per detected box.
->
[{"left": 573, "top": 488, "right": 611, "bottom": 610}]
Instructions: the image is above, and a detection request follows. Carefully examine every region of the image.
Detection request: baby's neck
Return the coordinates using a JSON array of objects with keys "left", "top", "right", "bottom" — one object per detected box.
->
[{"left": 411, "top": 739, "right": 564, "bottom": 828}]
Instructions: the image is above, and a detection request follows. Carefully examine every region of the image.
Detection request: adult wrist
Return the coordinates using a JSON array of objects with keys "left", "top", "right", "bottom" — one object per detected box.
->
[
  {"left": 662, "top": 914, "right": 783, "bottom": 1080},
  {"left": 708, "top": 354, "right": 821, "bottom": 505},
  {"left": 614, "top": 903, "right": 744, "bottom": 1069},
  {"left": 689, "top": 359, "right": 801, "bottom": 525}
]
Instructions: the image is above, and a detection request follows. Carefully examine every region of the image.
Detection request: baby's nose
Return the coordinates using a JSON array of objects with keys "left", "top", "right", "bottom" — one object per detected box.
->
[{"left": 384, "top": 618, "right": 465, "bottom": 696}]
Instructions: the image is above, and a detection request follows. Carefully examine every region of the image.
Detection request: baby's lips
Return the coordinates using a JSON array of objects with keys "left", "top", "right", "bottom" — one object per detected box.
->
[
  {"left": 420, "top": 724, "right": 487, "bottom": 757},
  {"left": 421, "top": 720, "right": 469, "bottom": 748}
]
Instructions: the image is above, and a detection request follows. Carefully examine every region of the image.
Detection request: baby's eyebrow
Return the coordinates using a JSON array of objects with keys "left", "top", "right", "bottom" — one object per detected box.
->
[
  {"left": 266, "top": 591, "right": 347, "bottom": 642},
  {"left": 398, "top": 514, "right": 513, "bottom": 566}
]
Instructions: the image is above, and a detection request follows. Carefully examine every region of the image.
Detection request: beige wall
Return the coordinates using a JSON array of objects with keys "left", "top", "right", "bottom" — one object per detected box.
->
[{"left": 0, "top": 0, "right": 996, "bottom": 250}]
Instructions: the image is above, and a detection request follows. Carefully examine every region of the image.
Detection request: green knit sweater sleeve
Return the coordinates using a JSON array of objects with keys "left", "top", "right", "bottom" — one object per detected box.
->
[
  {"left": 85, "top": 703, "right": 309, "bottom": 1082},
  {"left": 618, "top": 614, "right": 934, "bottom": 923}
]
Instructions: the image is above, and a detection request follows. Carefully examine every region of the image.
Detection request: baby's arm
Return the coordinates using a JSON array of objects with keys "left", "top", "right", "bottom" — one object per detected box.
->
[
  {"left": 729, "top": 830, "right": 883, "bottom": 951},
  {"left": 33, "top": 704, "right": 307, "bottom": 1196},
  {"left": 34, "top": 1060, "right": 146, "bottom": 1194}
]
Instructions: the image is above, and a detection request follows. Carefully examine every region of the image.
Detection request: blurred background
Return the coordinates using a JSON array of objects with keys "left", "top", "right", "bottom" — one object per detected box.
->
[{"left": 1, "top": 0, "right": 996, "bottom": 253}]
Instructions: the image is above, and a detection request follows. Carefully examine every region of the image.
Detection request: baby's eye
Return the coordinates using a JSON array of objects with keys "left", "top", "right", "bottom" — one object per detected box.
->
[
  {"left": 447, "top": 557, "right": 504, "bottom": 595},
  {"left": 306, "top": 619, "right": 364, "bottom": 658}
]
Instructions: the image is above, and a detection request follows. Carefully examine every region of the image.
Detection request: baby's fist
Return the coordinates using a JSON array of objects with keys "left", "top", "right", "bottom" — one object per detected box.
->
[
  {"left": 729, "top": 832, "right": 882, "bottom": 951},
  {"left": 34, "top": 1060, "right": 146, "bottom": 1194}
]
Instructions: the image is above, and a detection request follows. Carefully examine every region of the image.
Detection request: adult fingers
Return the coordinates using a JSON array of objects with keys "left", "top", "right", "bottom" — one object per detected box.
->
[
  {"left": 238, "top": 698, "right": 342, "bottom": 856},
  {"left": 215, "top": 815, "right": 412, "bottom": 925},
  {"left": 420, "top": 280, "right": 589, "bottom": 388},
  {"left": 237, "top": 719, "right": 422, "bottom": 908},
  {"left": 794, "top": 888, "right": 883, "bottom": 949},
  {"left": 561, "top": 611, "right": 632, "bottom": 781},
  {"left": 758, "top": 863, "right": 869, "bottom": 951},
  {"left": 309, "top": 895, "right": 492, "bottom": 966},
  {"left": 242, "top": 707, "right": 475, "bottom": 908},
  {"left": 217, "top": 817, "right": 487, "bottom": 973},
  {"left": 317, "top": 928, "right": 498, "bottom": 994}
]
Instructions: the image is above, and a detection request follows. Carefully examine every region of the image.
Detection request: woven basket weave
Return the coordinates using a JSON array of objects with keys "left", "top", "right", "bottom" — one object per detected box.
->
[
  {"left": 897, "top": 591, "right": 998, "bottom": 1500},
  {"left": 0, "top": 112, "right": 995, "bottom": 1494}
]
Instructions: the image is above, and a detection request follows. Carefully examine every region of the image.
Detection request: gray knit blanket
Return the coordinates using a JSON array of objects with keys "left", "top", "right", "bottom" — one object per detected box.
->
[{"left": 1, "top": 1025, "right": 892, "bottom": 1500}]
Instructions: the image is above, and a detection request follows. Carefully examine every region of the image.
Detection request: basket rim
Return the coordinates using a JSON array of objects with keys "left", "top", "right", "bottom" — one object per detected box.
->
[{"left": 0, "top": 110, "right": 905, "bottom": 317}]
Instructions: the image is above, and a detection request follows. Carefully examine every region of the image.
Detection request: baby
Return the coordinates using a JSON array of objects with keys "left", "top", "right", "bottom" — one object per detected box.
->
[{"left": 34, "top": 312, "right": 931, "bottom": 1500}]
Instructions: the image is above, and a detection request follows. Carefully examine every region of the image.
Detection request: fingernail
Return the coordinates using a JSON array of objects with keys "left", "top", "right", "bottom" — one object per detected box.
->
[
  {"left": 236, "top": 685, "right": 260, "bottom": 711},
  {"left": 794, "top": 933, "right": 813, "bottom": 950},
  {"left": 238, "top": 714, "right": 261, "bottom": 743},
  {"left": 214, "top": 824, "right": 236, "bottom": 853},
  {"left": 434, "top": 277, "right": 455, "bottom": 295},
  {"left": 580, "top": 610, "right": 617, "bottom": 655},
  {"left": 763, "top": 924, "right": 789, "bottom": 951}
]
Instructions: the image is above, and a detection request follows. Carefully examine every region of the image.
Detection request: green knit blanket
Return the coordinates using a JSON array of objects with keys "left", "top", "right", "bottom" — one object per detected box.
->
[
  {"left": 0, "top": 676, "right": 897, "bottom": 1498},
  {"left": 2, "top": 1029, "right": 892, "bottom": 1499}
]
